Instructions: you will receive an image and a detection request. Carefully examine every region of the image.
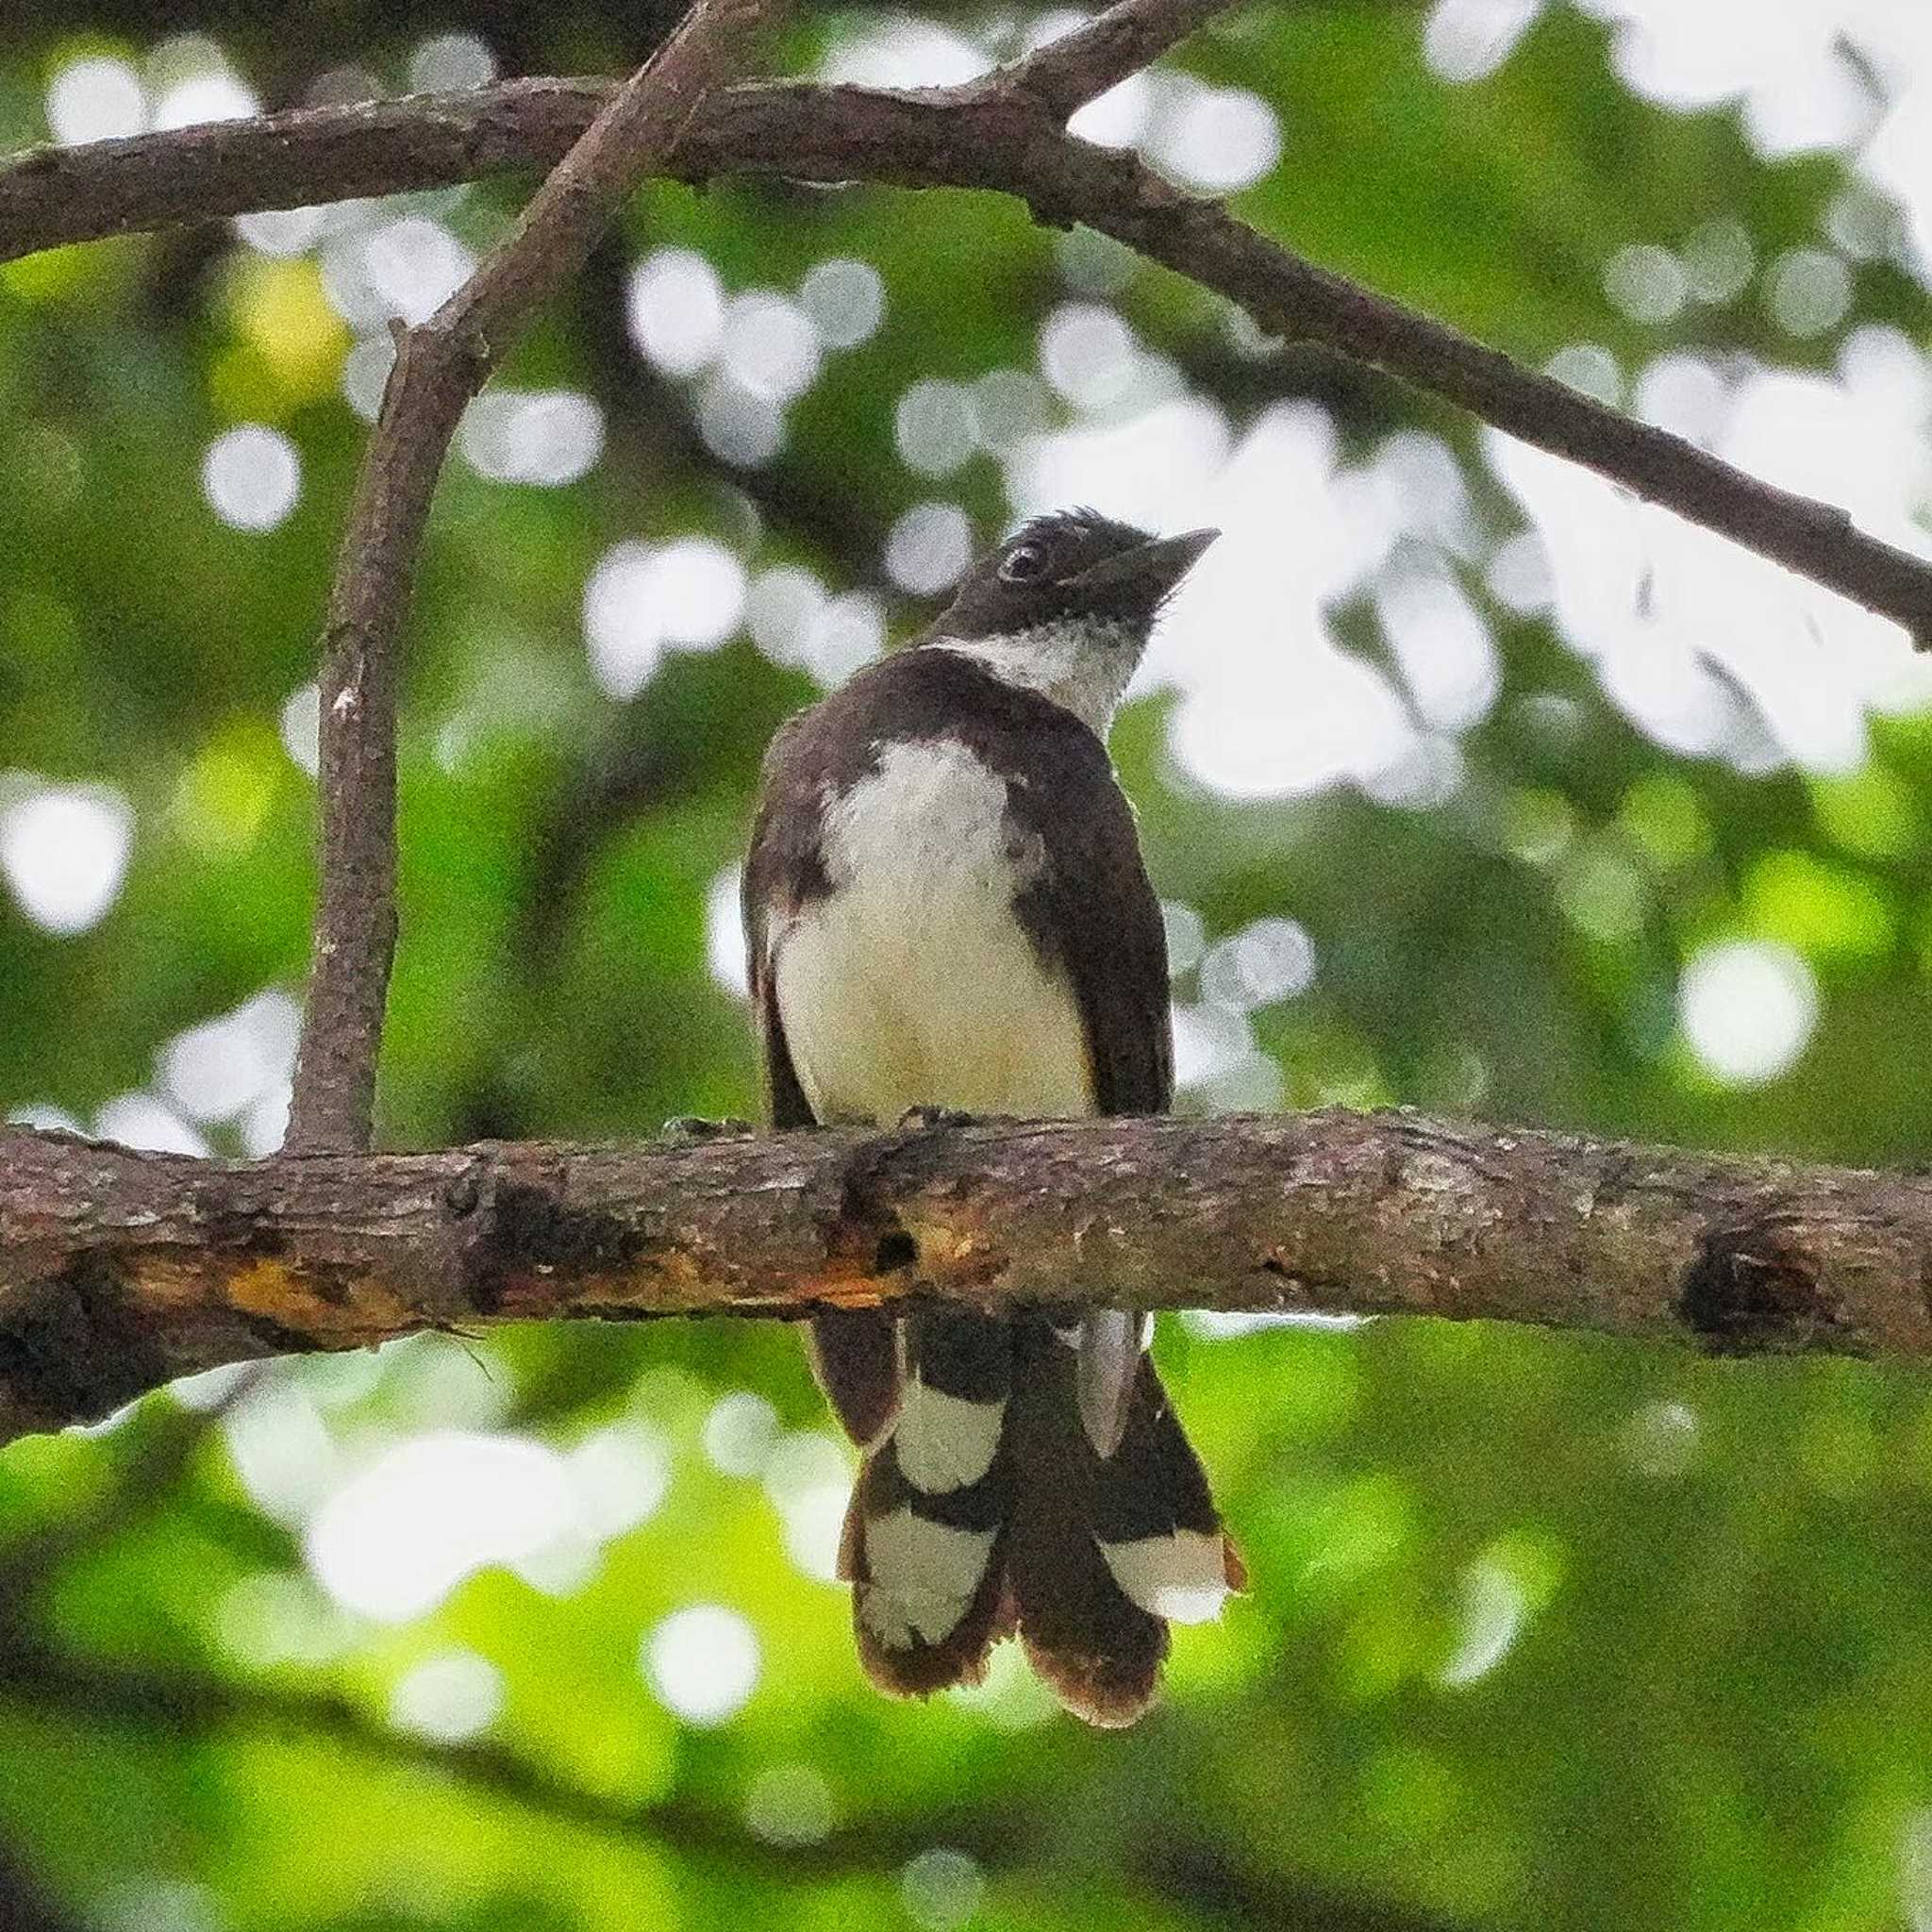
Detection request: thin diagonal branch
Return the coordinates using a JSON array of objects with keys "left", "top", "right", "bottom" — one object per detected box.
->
[
  {"left": 282, "top": 0, "right": 782, "bottom": 1156},
  {"left": 3, "top": 58, "right": 1929, "bottom": 641},
  {"left": 2, "top": 1109, "right": 1928, "bottom": 1446},
  {"left": 1009, "top": 0, "right": 1238, "bottom": 116}
]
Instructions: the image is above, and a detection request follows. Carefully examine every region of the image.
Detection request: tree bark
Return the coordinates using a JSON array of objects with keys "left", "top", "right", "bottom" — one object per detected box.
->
[{"left": 3, "top": 1110, "right": 1923, "bottom": 1446}]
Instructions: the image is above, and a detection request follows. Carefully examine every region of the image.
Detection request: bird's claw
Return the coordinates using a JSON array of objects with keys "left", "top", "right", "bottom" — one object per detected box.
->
[
  {"left": 896, "top": 1106, "right": 979, "bottom": 1133},
  {"left": 660, "top": 1115, "right": 756, "bottom": 1141}
]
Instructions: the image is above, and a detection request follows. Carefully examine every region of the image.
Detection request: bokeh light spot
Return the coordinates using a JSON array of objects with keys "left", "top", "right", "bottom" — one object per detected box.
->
[
  {"left": 697, "top": 375, "right": 787, "bottom": 467},
  {"left": 886, "top": 503, "right": 974, "bottom": 595},
  {"left": 459, "top": 389, "right": 605, "bottom": 487},
  {"left": 46, "top": 57, "right": 147, "bottom": 144},
  {"left": 722, "top": 291, "right": 822, "bottom": 402},
  {"left": 895, "top": 379, "right": 976, "bottom": 476},
  {"left": 389, "top": 1649, "right": 504, "bottom": 1743},
  {"left": 0, "top": 782, "right": 134, "bottom": 935},
  {"left": 583, "top": 539, "right": 747, "bottom": 699},
  {"left": 201, "top": 425, "right": 301, "bottom": 531},
  {"left": 408, "top": 32, "right": 496, "bottom": 92},
  {"left": 362, "top": 216, "right": 475, "bottom": 325},
  {"left": 151, "top": 65, "right": 257, "bottom": 132},
  {"left": 642, "top": 1605, "right": 760, "bottom": 1726},
  {"left": 627, "top": 247, "right": 725, "bottom": 375},
  {"left": 703, "top": 1391, "right": 778, "bottom": 1474},
  {"left": 1766, "top": 247, "right": 1852, "bottom": 337},
  {"left": 1424, "top": 0, "right": 1541, "bottom": 83},
  {"left": 1146, "top": 81, "right": 1281, "bottom": 192},
  {"left": 1439, "top": 1559, "right": 1528, "bottom": 1686},
  {"left": 1679, "top": 939, "right": 1818, "bottom": 1086},
  {"left": 901, "top": 1849, "right": 985, "bottom": 1932},
  {"left": 798, "top": 258, "right": 885, "bottom": 349},
  {"left": 306, "top": 1431, "right": 598, "bottom": 1623},
  {"left": 160, "top": 989, "right": 300, "bottom": 1125}
]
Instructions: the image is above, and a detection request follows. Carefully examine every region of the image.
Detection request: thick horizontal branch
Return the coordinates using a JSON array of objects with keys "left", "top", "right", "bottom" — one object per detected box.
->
[
  {"left": 4, "top": 68, "right": 1931, "bottom": 637},
  {"left": 3, "top": 1110, "right": 1927, "bottom": 1446}
]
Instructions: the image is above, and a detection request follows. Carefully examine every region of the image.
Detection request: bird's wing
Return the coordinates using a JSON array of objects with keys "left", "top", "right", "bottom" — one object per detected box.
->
[
  {"left": 1008, "top": 722, "right": 1173, "bottom": 1118},
  {"left": 1003, "top": 716, "right": 1173, "bottom": 1457}
]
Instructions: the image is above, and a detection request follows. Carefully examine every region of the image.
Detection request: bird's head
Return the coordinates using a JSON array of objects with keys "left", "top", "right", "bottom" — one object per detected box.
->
[{"left": 928, "top": 509, "right": 1218, "bottom": 736}]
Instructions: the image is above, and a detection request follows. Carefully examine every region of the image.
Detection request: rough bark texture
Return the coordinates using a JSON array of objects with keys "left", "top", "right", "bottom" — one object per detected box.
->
[
  {"left": 3, "top": 1110, "right": 1924, "bottom": 1446},
  {"left": 4, "top": 69, "right": 1930, "bottom": 639}
]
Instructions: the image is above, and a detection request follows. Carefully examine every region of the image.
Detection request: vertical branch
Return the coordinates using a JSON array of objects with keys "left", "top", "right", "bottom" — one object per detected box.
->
[{"left": 283, "top": 0, "right": 783, "bottom": 1155}]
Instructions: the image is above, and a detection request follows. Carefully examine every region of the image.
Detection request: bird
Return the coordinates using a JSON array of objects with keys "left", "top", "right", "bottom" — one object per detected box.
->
[{"left": 741, "top": 507, "right": 1241, "bottom": 1726}]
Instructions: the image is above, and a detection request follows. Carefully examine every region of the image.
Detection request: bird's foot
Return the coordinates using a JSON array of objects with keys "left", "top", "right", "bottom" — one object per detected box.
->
[
  {"left": 660, "top": 1115, "right": 756, "bottom": 1141},
  {"left": 896, "top": 1106, "right": 980, "bottom": 1133}
]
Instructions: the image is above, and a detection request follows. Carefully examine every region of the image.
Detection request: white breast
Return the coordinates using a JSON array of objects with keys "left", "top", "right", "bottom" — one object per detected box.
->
[{"left": 773, "top": 737, "right": 1094, "bottom": 1125}]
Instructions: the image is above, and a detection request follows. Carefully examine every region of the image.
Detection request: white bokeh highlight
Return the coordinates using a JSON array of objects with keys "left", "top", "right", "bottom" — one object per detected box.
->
[
  {"left": 361, "top": 216, "right": 475, "bottom": 326},
  {"left": 584, "top": 539, "right": 748, "bottom": 699},
  {"left": 1679, "top": 939, "right": 1819, "bottom": 1086},
  {"left": 820, "top": 15, "right": 992, "bottom": 88},
  {"left": 628, "top": 249, "right": 726, "bottom": 376},
  {"left": 159, "top": 988, "right": 300, "bottom": 1152},
  {"left": 1440, "top": 1559, "right": 1530, "bottom": 1686},
  {"left": 46, "top": 58, "right": 147, "bottom": 145},
  {"left": 202, "top": 426, "right": 302, "bottom": 532},
  {"left": 642, "top": 1605, "right": 761, "bottom": 1725},
  {"left": 0, "top": 782, "right": 135, "bottom": 935},
  {"left": 798, "top": 258, "right": 886, "bottom": 349},
  {"left": 459, "top": 390, "right": 605, "bottom": 487},
  {"left": 389, "top": 1649, "right": 505, "bottom": 1742},
  {"left": 303, "top": 1426, "right": 667, "bottom": 1623},
  {"left": 886, "top": 503, "right": 974, "bottom": 595},
  {"left": 408, "top": 32, "right": 497, "bottom": 93}
]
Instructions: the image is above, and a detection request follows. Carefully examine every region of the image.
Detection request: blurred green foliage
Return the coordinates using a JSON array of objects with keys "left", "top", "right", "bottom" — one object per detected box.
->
[{"left": 6, "top": 4, "right": 1932, "bottom": 1930}]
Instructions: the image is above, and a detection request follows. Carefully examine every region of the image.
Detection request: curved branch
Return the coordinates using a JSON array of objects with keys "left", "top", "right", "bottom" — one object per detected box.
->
[
  {"left": 2, "top": 62, "right": 1927, "bottom": 642},
  {"left": 3, "top": 1109, "right": 1926, "bottom": 1445}
]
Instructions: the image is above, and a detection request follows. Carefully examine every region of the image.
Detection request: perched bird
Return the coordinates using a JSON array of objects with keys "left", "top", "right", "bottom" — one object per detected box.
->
[{"left": 741, "top": 508, "right": 1241, "bottom": 1725}]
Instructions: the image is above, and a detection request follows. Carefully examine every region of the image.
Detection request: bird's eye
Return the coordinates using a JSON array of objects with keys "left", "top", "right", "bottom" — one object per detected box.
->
[{"left": 999, "top": 541, "right": 1047, "bottom": 583}]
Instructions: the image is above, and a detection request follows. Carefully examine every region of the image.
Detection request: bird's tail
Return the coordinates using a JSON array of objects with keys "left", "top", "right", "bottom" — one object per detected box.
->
[{"left": 816, "top": 1307, "right": 1241, "bottom": 1726}]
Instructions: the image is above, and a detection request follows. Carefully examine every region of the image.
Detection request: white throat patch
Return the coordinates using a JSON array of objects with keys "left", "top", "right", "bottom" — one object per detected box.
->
[{"left": 935, "top": 620, "right": 1138, "bottom": 738}]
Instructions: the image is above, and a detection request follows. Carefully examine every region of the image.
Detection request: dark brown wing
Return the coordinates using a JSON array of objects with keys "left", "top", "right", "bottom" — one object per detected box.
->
[
  {"left": 1008, "top": 727, "right": 1173, "bottom": 1118},
  {"left": 741, "top": 712, "right": 823, "bottom": 1132}
]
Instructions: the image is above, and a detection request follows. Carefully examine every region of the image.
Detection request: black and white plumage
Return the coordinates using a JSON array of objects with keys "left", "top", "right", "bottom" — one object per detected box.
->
[{"left": 741, "top": 508, "right": 1241, "bottom": 1726}]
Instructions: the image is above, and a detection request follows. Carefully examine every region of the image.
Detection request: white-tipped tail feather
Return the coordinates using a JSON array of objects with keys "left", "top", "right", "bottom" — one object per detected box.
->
[
  {"left": 1099, "top": 1528, "right": 1234, "bottom": 1624},
  {"left": 857, "top": 1508, "right": 999, "bottom": 1647},
  {"left": 894, "top": 1380, "right": 1007, "bottom": 1493},
  {"left": 833, "top": 1313, "right": 1237, "bottom": 1724}
]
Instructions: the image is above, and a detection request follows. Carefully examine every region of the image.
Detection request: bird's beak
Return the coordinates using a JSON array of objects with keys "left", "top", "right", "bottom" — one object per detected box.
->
[{"left": 1066, "top": 526, "right": 1220, "bottom": 603}]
